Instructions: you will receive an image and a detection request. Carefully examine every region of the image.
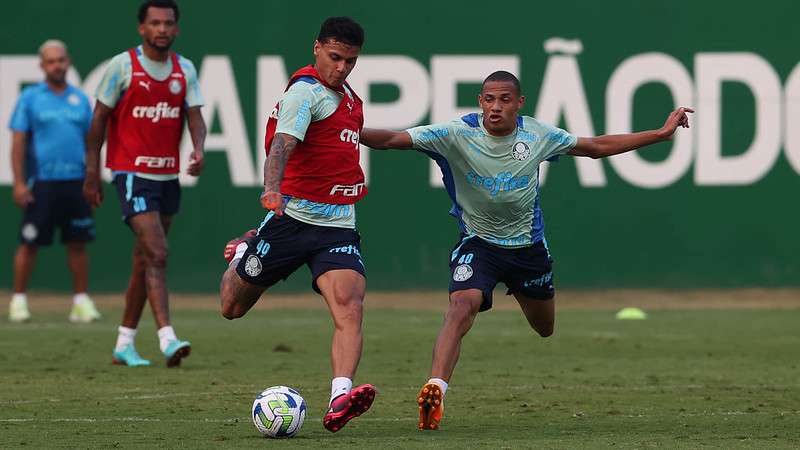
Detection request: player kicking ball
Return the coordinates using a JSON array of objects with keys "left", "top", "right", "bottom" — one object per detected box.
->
[
  {"left": 360, "top": 71, "right": 692, "bottom": 430},
  {"left": 219, "top": 17, "right": 375, "bottom": 433}
]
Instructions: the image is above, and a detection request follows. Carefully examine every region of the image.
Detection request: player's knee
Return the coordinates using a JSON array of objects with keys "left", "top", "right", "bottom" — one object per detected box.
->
[
  {"left": 447, "top": 291, "right": 480, "bottom": 324},
  {"left": 220, "top": 302, "right": 244, "bottom": 320},
  {"left": 334, "top": 299, "right": 363, "bottom": 330},
  {"left": 145, "top": 245, "right": 169, "bottom": 268}
]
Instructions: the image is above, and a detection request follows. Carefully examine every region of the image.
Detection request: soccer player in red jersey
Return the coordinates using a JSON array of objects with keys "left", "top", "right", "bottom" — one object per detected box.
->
[
  {"left": 219, "top": 17, "right": 375, "bottom": 433},
  {"left": 83, "top": 0, "right": 207, "bottom": 367}
]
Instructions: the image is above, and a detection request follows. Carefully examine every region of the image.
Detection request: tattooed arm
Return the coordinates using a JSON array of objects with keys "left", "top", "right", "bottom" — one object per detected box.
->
[{"left": 260, "top": 132, "right": 300, "bottom": 216}]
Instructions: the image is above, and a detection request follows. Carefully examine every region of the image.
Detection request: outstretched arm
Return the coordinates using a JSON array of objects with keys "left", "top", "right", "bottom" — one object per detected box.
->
[
  {"left": 360, "top": 128, "right": 414, "bottom": 150},
  {"left": 83, "top": 101, "right": 114, "bottom": 207},
  {"left": 260, "top": 132, "right": 299, "bottom": 216},
  {"left": 569, "top": 107, "right": 693, "bottom": 159}
]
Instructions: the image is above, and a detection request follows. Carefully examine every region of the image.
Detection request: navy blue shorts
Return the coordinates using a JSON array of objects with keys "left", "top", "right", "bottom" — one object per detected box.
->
[
  {"left": 449, "top": 235, "right": 555, "bottom": 312},
  {"left": 235, "top": 213, "right": 366, "bottom": 293},
  {"left": 112, "top": 173, "right": 180, "bottom": 222},
  {"left": 19, "top": 180, "right": 95, "bottom": 246}
]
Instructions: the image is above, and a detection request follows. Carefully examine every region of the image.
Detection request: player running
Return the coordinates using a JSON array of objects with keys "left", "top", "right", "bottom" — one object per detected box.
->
[
  {"left": 219, "top": 17, "right": 376, "bottom": 433},
  {"left": 8, "top": 40, "right": 100, "bottom": 323},
  {"left": 360, "top": 71, "right": 692, "bottom": 430},
  {"left": 83, "top": 0, "right": 206, "bottom": 367}
]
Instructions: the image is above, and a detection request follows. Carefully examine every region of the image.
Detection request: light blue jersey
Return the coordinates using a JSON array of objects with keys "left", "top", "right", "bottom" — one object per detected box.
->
[
  {"left": 8, "top": 82, "right": 91, "bottom": 182},
  {"left": 274, "top": 75, "right": 357, "bottom": 229},
  {"left": 408, "top": 113, "right": 577, "bottom": 248}
]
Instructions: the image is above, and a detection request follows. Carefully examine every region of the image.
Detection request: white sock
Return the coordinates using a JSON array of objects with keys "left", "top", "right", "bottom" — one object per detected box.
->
[
  {"left": 115, "top": 326, "right": 137, "bottom": 352},
  {"left": 330, "top": 377, "right": 353, "bottom": 405},
  {"left": 12, "top": 293, "right": 27, "bottom": 304},
  {"left": 428, "top": 378, "right": 448, "bottom": 396},
  {"left": 73, "top": 292, "right": 90, "bottom": 305},
  {"left": 157, "top": 326, "right": 178, "bottom": 353}
]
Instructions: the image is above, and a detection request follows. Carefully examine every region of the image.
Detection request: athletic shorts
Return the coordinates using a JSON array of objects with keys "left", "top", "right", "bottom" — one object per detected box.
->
[
  {"left": 235, "top": 212, "right": 365, "bottom": 293},
  {"left": 112, "top": 173, "right": 180, "bottom": 222},
  {"left": 19, "top": 180, "right": 95, "bottom": 246},
  {"left": 448, "top": 235, "right": 555, "bottom": 312}
]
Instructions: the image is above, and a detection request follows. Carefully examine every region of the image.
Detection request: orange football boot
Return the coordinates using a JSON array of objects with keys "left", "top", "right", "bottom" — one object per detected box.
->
[{"left": 417, "top": 382, "right": 444, "bottom": 430}]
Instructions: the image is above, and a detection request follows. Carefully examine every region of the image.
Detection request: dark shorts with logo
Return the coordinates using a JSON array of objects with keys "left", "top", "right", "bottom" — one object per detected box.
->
[
  {"left": 449, "top": 235, "right": 555, "bottom": 312},
  {"left": 235, "top": 213, "right": 365, "bottom": 293},
  {"left": 19, "top": 180, "right": 95, "bottom": 246},
  {"left": 112, "top": 173, "right": 181, "bottom": 223}
]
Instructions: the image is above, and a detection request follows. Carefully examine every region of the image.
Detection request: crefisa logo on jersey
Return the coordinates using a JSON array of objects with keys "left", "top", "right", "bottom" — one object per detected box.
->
[
  {"left": 512, "top": 141, "right": 531, "bottom": 161},
  {"left": 132, "top": 102, "right": 181, "bottom": 123},
  {"left": 169, "top": 79, "right": 182, "bottom": 95},
  {"left": 339, "top": 128, "right": 360, "bottom": 148}
]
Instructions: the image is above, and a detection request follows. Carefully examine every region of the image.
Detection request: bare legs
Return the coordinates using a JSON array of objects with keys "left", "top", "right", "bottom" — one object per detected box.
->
[{"left": 429, "top": 290, "right": 555, "bottom": 382}]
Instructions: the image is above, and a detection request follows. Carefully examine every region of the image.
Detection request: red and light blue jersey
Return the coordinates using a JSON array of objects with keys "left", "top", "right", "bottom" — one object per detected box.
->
[
  {"left": 264, "top": 66, "right": 366, "bottom": 207},
  {"left": 105, "top": 49, "right": 187, "bottom": 174}
]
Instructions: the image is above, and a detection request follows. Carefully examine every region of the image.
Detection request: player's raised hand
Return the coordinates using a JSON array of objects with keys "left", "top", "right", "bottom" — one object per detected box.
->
[
  {"left": 12, "top": 183, "right": 34, "bottom": 208},
  {"left": 658, "top": 107, "right": 694, "bottom": 140},
  {"left": 187, "top": 148, "right": 205, "bottom": 176},
  {"left": 82, "top": 174, "right": 103, "bottom": 208},
  {"left": 260, "top": 190, "right": 284, "bottom": 216}
]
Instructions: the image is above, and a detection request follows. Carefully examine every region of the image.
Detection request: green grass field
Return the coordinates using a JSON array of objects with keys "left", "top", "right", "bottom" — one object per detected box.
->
[{"left": 1, "top": 295, "right": 799, "bottom": 449}]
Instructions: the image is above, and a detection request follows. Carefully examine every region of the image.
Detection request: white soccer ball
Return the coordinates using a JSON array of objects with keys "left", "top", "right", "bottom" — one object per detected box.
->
[{"left": 251, "top": 386, "right": 307, "bottom": 438}]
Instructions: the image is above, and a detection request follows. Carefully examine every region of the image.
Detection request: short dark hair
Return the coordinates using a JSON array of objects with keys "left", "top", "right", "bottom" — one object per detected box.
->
[
  {"left": 138, "top": 0, "right": 180, "bottom": 24},
  {"left": 317, "top": 17, "right": 364, "bottom": 47},
  {"left": 482, "top": 71, "right": 521, "bottom": 95}
]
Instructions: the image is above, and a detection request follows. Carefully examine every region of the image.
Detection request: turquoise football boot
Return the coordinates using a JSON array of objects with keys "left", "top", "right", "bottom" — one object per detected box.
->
[
  {"left": 112, "top": 344, "right": 151, "bottom": 367},
  {"left": 163, "top": 340, "right": 191, "bottom": 368}
]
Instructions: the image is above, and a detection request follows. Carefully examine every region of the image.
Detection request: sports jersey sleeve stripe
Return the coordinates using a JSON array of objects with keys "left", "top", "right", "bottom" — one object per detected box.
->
[
  {"left": 274, "top": 81, "right": 318, "bottom": 142},
  {"left": 95, "top": 52, "right": 129, "bottom": 108},
  {"left": 540, "top": 124, "right": 577, "bottom": 161},
  {"left": 407, "top": 123, "right": 453, "bottom": 154},
  {"left": 179, "top": 57, "right": 204, "bottom": 108}
]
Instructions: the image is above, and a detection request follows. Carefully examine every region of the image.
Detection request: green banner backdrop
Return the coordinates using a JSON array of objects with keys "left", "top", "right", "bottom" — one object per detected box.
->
[{"left": 1, "top": 0, "right": 798, "bottom": 293}]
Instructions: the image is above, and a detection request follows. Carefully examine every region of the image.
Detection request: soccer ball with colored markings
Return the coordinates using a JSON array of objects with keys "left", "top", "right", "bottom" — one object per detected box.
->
[{"left": 251, "top": 386, "right": 306, "bottom": 438}]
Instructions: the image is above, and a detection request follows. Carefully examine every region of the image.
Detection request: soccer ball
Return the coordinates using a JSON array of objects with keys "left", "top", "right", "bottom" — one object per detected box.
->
[{"left": 251, "top": 386, "right": 307, "bottom": 438}]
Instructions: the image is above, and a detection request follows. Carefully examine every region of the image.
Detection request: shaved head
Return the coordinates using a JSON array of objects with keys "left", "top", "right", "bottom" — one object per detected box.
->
[{"left": 38, "top": 39, "right": 68, "bottom": 59}]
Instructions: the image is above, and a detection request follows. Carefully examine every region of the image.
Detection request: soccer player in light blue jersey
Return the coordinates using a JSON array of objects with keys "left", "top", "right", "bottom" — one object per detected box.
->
[
  {"left": 360, "top": 71, "right": 692, "bottom": 430},
  {"left": 7, "top": 40, "right": 100, "bottom": 323}
]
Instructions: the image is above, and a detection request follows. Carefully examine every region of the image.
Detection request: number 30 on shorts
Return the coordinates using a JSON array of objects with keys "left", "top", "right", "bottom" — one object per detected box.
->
[{"left": 457, "top": 253, "right": 474, "bottom": 264}]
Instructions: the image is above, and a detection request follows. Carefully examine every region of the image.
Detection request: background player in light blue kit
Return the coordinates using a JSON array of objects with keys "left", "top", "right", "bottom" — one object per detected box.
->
[
  {"left": 7, "top": 39, "right": 100, "bottom": 323},
  {"left": 360, "top": 71, "right": 693, "bottom": 430}
]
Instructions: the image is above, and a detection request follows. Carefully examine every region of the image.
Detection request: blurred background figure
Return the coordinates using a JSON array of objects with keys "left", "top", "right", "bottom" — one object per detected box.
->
[{"left": 7, "top": 39, "right": 100, "bottom": 323}]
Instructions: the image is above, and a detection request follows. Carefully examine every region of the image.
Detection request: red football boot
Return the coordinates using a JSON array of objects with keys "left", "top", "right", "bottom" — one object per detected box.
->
[
  {"left": 223, "top": 229, "right": 257, "bottom": 263},
  {"left": 323, "top": 384, "right": 377, "bottom": 433}
]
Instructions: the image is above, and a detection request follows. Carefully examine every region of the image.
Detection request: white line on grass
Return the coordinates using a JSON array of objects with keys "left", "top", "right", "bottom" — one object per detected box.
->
[{"left": 0, "top": 417, "right": 417, "bottom": 423}]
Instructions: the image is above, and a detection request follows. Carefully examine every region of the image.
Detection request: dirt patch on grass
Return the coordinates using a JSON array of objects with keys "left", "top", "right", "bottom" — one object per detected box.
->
[{"left": 7, "top": 288, "right": 800, "bottom": 313}]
